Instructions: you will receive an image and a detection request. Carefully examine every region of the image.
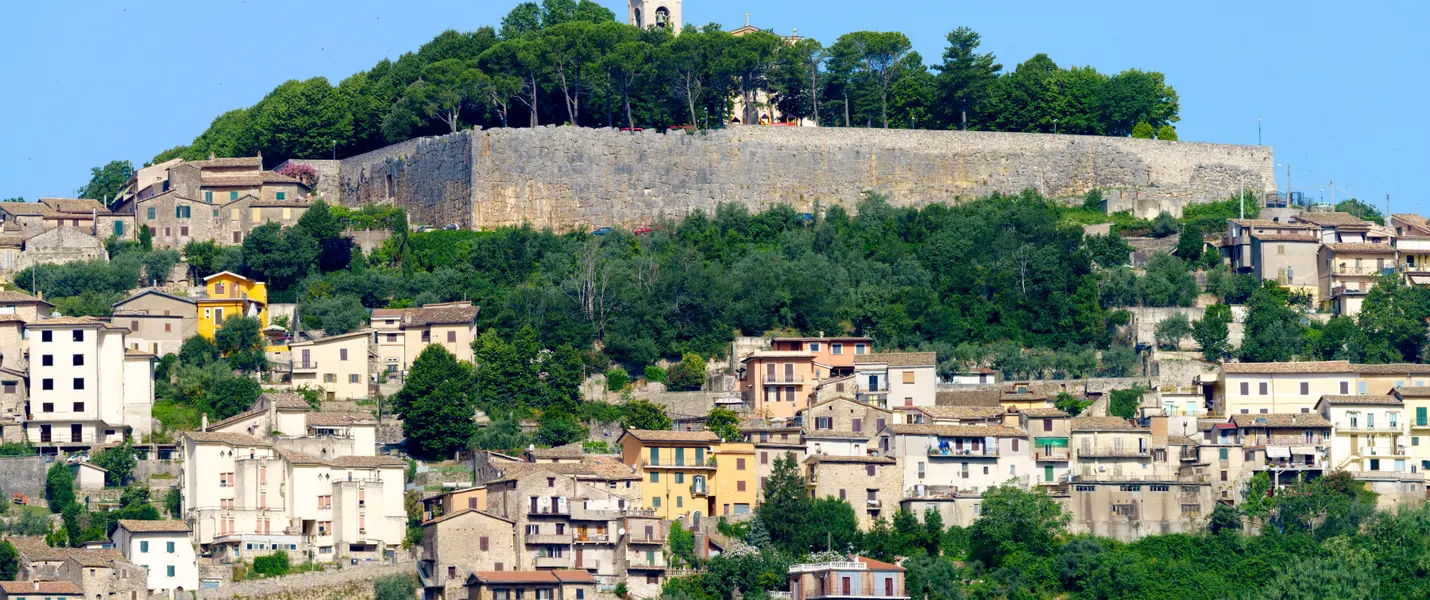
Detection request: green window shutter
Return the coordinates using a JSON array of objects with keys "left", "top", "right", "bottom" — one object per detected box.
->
[
  {"left": 205, "top": 191, "right": 212, "bottom": 203},
  {"left": 113, "top": 221, "right": 123, "bottom": 236},
  {"left": 1219, "top": 448, "right": 1228, "bottom": 460},
  {"left": 1418, "top": 407, "right": 1426, "bottom": 426},
  {"left": 175, "top": 206, "right": 182, "bottom": 218},
  {"left": 649, "top": 472, "right": 658, "bottom": 483},
  {"left": 649, "top": 447, "right": 659, "bottom": 465},
  {"left": 231, "top": 191, "right": 239, "bottom": 200},
  {"left": 276, "top": 192, "right": 285, "bottom": 200},
  {"left": 675, "top": 447, "right": 685, "bottom": 466},
  {"left": 696, "top": 447, "right": 705, "bottom": 464},
  {"left": 147, "top": 207, "right": 155, "bottom": 220}
]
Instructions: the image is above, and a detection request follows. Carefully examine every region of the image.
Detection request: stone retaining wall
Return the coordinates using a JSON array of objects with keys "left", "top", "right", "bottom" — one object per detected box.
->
[
  {"left": 316, "top": 126, "right": 1275, "bottom": 232},
  {"left": 198, "top": 563, "right": 410, "bottom": 600}
]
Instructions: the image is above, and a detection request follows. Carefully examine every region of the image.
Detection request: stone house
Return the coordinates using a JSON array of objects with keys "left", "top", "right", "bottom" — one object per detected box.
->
[
  {"left": 799, "top": 396, "right": 890, "bottom": 458},
  {"left": 1021, "top": 408, "right": 1073, "bottom": 489},
  {"left": 1319, "top": 242, "right": 1397, "bottom": 316},
  {"left": 110, "top": 156, "right": 312, "bottom": 249},
  {"left": 464, "top": 570, "right": 595, "bottom": 600},
  {"left": 371, "top": 302, "right": 480, "bottom": 376},
  {"left": 878, "top": 423, "right": 1032, "bottom": 499},
  {"left": 110, "top": 289, "right": 199, "bottom": 357},
  {"left": 903, "top": 405, "right": 1007, "bottom": 426},
  {"left": 0, "top": 289, "right": 55, "bottom": 324},
  {"left": 290, "top": 329, "right": 373, "bottom": 401},
  {"left": 802, "top": 455, "right": 901, "bottom": 530},
  {"left": 1229, "top": 413, "right": 1331, "bottom": 486},
  {"left": 853, "top": 352, "right": 937, "bottom": 409},
  {"left": 420, "top": 509, "right": 519, "bottom": 600},
  {"left": 1221, "top": 218, "right": 1320, "bottom": 301},
  {"left": 15, "top": 227, "right": 107, "bottom": 272},
  {"left": 112, "top": 519, "right": 198, "bottom": 599},
  {"left": 741, "top": 422, "right": 805, "bottom": 496},
  {"left": 619, "top": 514, "right": 666, "bottom": 595},
  {"left": 0, "top": 365, "right": 26, "bottom": 442},
  {"left": 480, "top": 458, "right": 644, "bottom": 584}
]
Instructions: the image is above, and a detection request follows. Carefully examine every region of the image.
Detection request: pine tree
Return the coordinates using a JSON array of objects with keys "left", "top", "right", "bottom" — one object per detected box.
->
[{"left": 757, "top": 453, "right": 810, "bottom": 552}]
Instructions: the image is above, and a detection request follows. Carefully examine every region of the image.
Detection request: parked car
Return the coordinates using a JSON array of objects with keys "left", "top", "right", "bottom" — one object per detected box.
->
[{"left": 592, "top": 227, "right": 612, "bottom": 236}]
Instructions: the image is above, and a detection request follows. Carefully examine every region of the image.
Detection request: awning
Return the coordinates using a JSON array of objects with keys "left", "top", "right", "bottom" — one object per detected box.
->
[
  {"left": 1266, "top": 446, "right": 1291, "bottom": 458},
  {"left": 1033, "top": 437, "right": 1068, "bottom": 447},
  {"left": 1409, "top": 274, "right": 1430, "bottom": 286},
  {"left": 1291, "top": 446, "right": 1317, "bottom": 456}
]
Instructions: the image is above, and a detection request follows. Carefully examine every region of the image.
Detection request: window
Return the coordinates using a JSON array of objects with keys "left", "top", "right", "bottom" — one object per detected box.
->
[
  {"left": 652, "top": 497, "right": 661, "bottom": 507},
  {"left": 480, "top": 536, "right": 489, "bottom": 551},
  {"left": 231, "top": 191, "right": 239, "bottom": 201},
  {"left": 809, "top": 342, "right": 821, "bottom": 351},
  {"left": 324, "top": 374, "right": 336, "bottom": 383},
  {"left": 1341, "top": 381, "right": 1350, "bottom": 394},
  {"left": 141, "top": 541, "right": 149, "bottom": 553},
  {"left": 73, "top": 330, "right": 83, "bottom": 342},
  {"left": 737, "top": 480, "right": 746, "bottom": 492},
  {"left": 73, "top": 402, "right": 83, "bottom": 412},
  {"left": 42, "top": 330, "right": 52, "bottom": 342},
  {"left": 283, "top": 207, "right": 292, "bottom": 220},
  {"left": 1359, "top": 381, "right": 1369, "bottom": 394},
  {"left": 205, "top": 191, "right": 213, "bottom": 203},
  {"left": 386, "top": 333, "right": 397, "bottom": 342},
  {"left": 650, "top": 472, "right": 659, "bottom": 483},
  {"left": 165, "top": 323, "right": 171, "bottom": 333},
  {"left": 113, "top": 221, "right": 124, "bottom": 236},
  {"left": 41, "top": 354, "right": 52, "bottom": 366},
  {"left": 1239, "top": 382, "right": 1249, "bottom": 395},
  {"left": 902, "top": 371, "right": 915, "bottom": 384},
  {"left": 1300, "top": 382, "right": 1309, "bottom": 395},
  {"left": 832, "top": 343, "right": 844, "bottom": 355},
  {"left": 276, "top": 192, "right": 286, "bottom": 201},
  {"left": 448, "top": 331, "right": 456, "bottom": 343},
  {"left": 1219, "top": 448, "right": 1228, "bottom": 460},
  {"left": 350, "top": 374, "right": 361, "bottom": 384},
  {"left": 855, "top": 344, "right": 867, "bottom": 354},
  {"left": 737, "top": 457, "right": 746, "bottom": 470},
  {"left": 866, "top": 464, "right": 876, "bottom": 476},
  {"left": 42, "top": 379, "right": 53, "bottom": 391},
  {"left": 251, "top": 208, "right": 261, "bottom": 221},
  {"left": 146, "top": 207, "right": 156, "bottom": 220},
  {"left": 167, "top": 565, "right": 176, "bottom": 577},
  {"left": 180, "top": 225, "right": 189, "bottom": 236},
  {"left": 73, "top": 378, "right": 84, "bottom": 390},
  {"left": 72, "top": 354, "right": 83, "bottom": 366},
  {"left": 1259, "top": 382, "right": 1268, "bottom": 395},
  {"left": 340, "top": 348, "right": 348, "bottom": 361},
  {"left": 760, "top": 451, "right": 768, "bottom": 465},
  {"left": 176, "top": 205, "right": 191, "bottom": 218}
]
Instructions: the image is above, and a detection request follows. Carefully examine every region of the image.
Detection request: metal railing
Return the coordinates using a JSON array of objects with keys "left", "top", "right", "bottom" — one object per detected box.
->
[
  {"left": 1336, "top": 423, "right": 1401, "bottom": 433},
  {"left": 1076, "top": 448, "right": 1150, "bottom": 458},
  {"left": 643, "top": 458, "right": 715, "bottom": 468},
  {"left": 928, "top": 447, "right": 999, "bottom": 458},
  {"left": 764, "top": 374, "right": 806, "bottom": 384},
  {"left": 293, "top": 361, "right": 320, "bottom": 371},
  {"left": 528, "top": 505, "right": 570, "bottom": 516},
  {"left": 1034, "top": 450, "right": 1070, "bottom": 461},
  {"left": 1333, "top": 266, "right": 1396, "bottom": 276}
]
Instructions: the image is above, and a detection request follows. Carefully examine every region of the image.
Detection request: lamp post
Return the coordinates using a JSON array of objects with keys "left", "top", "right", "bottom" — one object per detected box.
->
[
  {"left": 1054, "top": 119, "right": 1058, "bottom": 135},
  {"left": 1277, "top": 163, "right": 1291, "bottom": 205}
]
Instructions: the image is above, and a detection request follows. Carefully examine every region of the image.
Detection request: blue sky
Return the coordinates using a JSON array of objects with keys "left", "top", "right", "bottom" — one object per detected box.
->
[{"left": 2, "top": 1, "right": 1425, "bottom": 213}]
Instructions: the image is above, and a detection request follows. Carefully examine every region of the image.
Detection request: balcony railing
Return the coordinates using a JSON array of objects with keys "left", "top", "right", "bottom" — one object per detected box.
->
[
  {"left": 764, "top": 375, "right": 806, "bottom": 384},
  {"left": 690, "top": 484, "right": 708, "bottom": 497},
  {"left": 1334, "top": 265, "right": 1396, "bottom": 275},
  {"left": 575, "top": 533, "right": 611, "bottom": 544},
  {"left": 1034, "top": 450, "right": 1070, "bottom": 461},
  {"left": 526, "top": 533, "right": 573, "bottom": 545},
  {"left": 928, "top": 447, "right": 999, "bottom": 458},
  {"left": 1076, "top": 448, "right": 1150, "bottom": 458},
  {"left": 1337, "top": 423, "right": 1401, "bottom": 433},
  {"left": 292, "top": 361, "right": 320, "bottom": 371},
  {"left": 643, "top": 458, "right": 716, "bottom": 468},
  {"left": 534, "top": 556, "right": 572, "bottom": 569},
  {"left": 625, "top": 533, "right": 666, "bottom": 544},
  {"left": 528, "top": 505, "right": 571, "bottom": 516},
  {"left": 626, "top": 554, "right": 667, "bottom": 570},
  {"left": 860, "top": 382, "right": 890, "bottom": 392},
  {"left": 1330, "top": 285, "right": 1369, "bottom": 297}
]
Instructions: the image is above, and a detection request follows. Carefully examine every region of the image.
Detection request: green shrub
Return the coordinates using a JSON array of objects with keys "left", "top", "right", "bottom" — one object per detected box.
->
[
  {"left": 644, "top": 365, "right": 666, "bottom": 383},
  {"left": 1131, "top": 122, "right": 1155, "bottom": 139},
  {"left": 252, "top": 551, "right": 292, "bottom": 577},
  {"left": 606, "top": 368, "right": 629, "bottom": 391},
  {"left": 1156, "top": 125, "right": 1178, "bottom": 141}
]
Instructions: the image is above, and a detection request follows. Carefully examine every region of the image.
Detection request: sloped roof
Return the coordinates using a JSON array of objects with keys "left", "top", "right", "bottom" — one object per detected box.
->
[
  {"left": 186, "top": 156, "right": 263, "bottom": 169},
  {"left": 202, "top": 172, "right": 306, "bottom": 188},
  {"left": 372, "top": 302, "right": 479, "bottom": 327},
  {"left": 1020, "top": 408, "right": 1071, "bottom": 418},
  {"left": 1222, "top": 361, "right": 1354, "bottom": 374},
  {"left": 206, "top": 408, "right": 266, "bottom": 432},
  {"left": 0, "top": 289, "right": 53, "bottom": 305},
  {"left": 885, "top": 424, "right": 1028, "bottom": 438},
  {"left": 114, "top": 288, "right": 196, "bottom": 307},
  {"left": 1069, "top": 417, "right": 1147, "bottom": 432},
  {"left": 916, "top": 406, "right": 1006, "bottom": 420},
  {"left": 329, "top": 455, "right": 408, "bottom": 468},
  {"left": 184, "top": 431, "right": 272, "bottom": 447},
  {"left": 1324, "top": 242, "right": 1394, "bottom": 253},
  {"left": 40, "top": 198, "right": 109, "bottom": 214},
  {"left": 619, "top": 430, "right": 718, "bottom": 443},
  {"left": 116, "top": 519, "right": 191, "bottom": 533},
  {"left": 1354, "top": 363, "right": 1430, "bottom": 375},
  {"left": 1230, "top": 413, "right": 1332, "bottom": 428},
  {"left": 804, "top": 454, "right": 897, "bottom": 465},
  {"left": 935, "top": 390, "right": 1002, "bottom": 407},
  {"left": 0, "top": 580, "right": 82, "bottom": 595},
  {"left": 1394, "top": 386, "right": 1430, "bottom": 398},
  {"left": 259, "top": 391, "right": 310, "bottom": 410},
  {"left": 306, "top": 411, "right": 378, "bottom": 426},
  {"left": 28, "top": 315, "right": 108, "bottom": 327},
  {"left": 856, "top": 555, "right": 905, "bottom": 572},
  {"left": 853, "top": 352, "right": 937, "bottom": 367},
  {"left": 528, "top": 442, "right": 585, "bottom": 459},
  {"left": 1294, "top": 211, "right": 1371, "bottom": 227},
  {"left": 1318, "top": 394, "right": 1403, "bottom": 406},
  {"left": 423, "top": 508, "right": 514, "bottom": 527}
]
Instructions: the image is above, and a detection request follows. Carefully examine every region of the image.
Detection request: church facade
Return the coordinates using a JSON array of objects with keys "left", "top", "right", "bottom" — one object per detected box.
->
[{"left": 628, "top": 0, "right": 682, "bottom": 32}]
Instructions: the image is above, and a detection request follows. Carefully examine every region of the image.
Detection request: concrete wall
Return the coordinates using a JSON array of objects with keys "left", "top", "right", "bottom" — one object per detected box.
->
[{"left": 318, "top": 127, "right": 1276, "bottom": 232}]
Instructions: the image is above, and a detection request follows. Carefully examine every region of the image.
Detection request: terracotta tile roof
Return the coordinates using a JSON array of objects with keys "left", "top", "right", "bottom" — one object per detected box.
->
[
  {"left": 619, "top": 430, "right": 718, "bottom": 443},
  {"left": 0, "top": 202, "right": 59, "bottom": 216},
  {"left": 1231, "top": 413, "right": 1332, "bottom": 428},
  {"left": 1069, "top": 417, "right": 1147, "bottom": 432},
  {"left": 114, "top": 289, "right": 198, "bottom": 308},
  {"left": 1020, "top": 408, "right": 1071, "bottom": 418},
  {"left": 29, "top": 315, "right": 109, "bottom": 327},
  {"left": 278, "top": 449, "right": 327, "bottom": 465},
  {"left": 853, "top": 352, "right": 937, "bottom": 367},
  {"left": 491, "top": 457, "right": 638, "bottom": 483},
  {"left": 472, "top": 570, "right": 594, "bottom": 584},
  {"left": 260, "top": 391, "right": 310, "bottom": 410},
  {"left": 1249, "top": 232, "right": 1318, "bottom": 242},
  {"left": 803, "top": 429, "right": 874, "bottom": 440},
  {"left": 4, "top": 537, "right": 124, "bottom": 565},
  {"left": 1229, "top": 218, "right": 1318, "bottom": 229},
  {"left": 1318, "top": 394, "right": 1403, "bottom": 406},
  {"left": 0, "top": 314, "right": 27, "bottom": 323},
  {"left": 553, "top": 570, "right": 596, "bottom": 583},
  {"left": 1393, "top": 386, "right": 1430, "bottom": 398},
  {"left": 184, "top": 431, "right": 272, "bottom": 447},
  {"left": 329, "top": 455, "right": 408, "bottom": 468},
  {"left": 40, "top": 198, "right": 109, "bottom": 214},
  {"left": 739, "top": 420, "right": 800, "bottom": 432},
  {"left": 1294, "top": 212, "right": 1370, "bottom": 227},
  {"left": 116, "top": 519, "right": 191, "bottom": 533},
  {"left": 0, "top": 580, "right": 82, "bottom": 595},
  {"left": 289, "top": 329, "right": 372, "bottom": 347},
  {"left": 373, "top": 302, "right": 479, "bottom": 327},
  {"left": 771, "top": 336, "right": 872, "bottom": 343},
  {"left": 187, "top": 156, "right": 263, "bottom": 169},
  {"left": 917, "top": 406, "right": 1006, "bottom": 420},
  {"left": 803, "top": 454, "right": 897, "bottom": 464},
  {"left": 803, "top": 396, "right": 892, "bottom": 414},
  {"left": 886, "top": 423, "right": 1028, "bottom": 438},
  {"left": 528, "top": 442, "right": 584, "bottom": 459},
  {"left": 741, "top": 351, "right": 816, "bottom": 360},
  {"left": 856, "top": 555, "right": 905, "bottom": 572},
  {"left": 1222, "top": 361, "right": 1354, "bottom": 374},
  {"left": 935, "top": 390, "right": 1002, "bottom": 407},
  {"left": 306, "top": 412, "right": 377, "bottom": 426},
  {"left": 1324, "top": 242, "right": 1394, "bottom": 253},
  {"left": 1167, "top": 435, "right": 1199, "bottom": 446},
  {"left": 207, "top": 408, "right": 266, "bottom": 432},
  {"left": 1354, "top": 363, "right": 1430, "bottom": 374},
  {"left": 423, "top": 508, "right": 513, "bottom": 527}
]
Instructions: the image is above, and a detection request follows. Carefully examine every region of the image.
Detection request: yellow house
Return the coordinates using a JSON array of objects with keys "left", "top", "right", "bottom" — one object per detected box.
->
[
  {"left": 197, "top": 271, "right": 268, "bottom": 339},
  {"left": 1393, "top": 387, "right": 1430, "bottom": 474},
  {"left": 618, "top": 430, "right": 757, "bottom": 520}
]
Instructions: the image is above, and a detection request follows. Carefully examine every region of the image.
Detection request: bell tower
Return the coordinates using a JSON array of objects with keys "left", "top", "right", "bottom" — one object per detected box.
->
[{"left": 628, "top": 0, "right": 682, "bottom": 34}]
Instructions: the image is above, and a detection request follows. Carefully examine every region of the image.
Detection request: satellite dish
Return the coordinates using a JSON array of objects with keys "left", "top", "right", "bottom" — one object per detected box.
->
[{"left": 618, "top": 528, "right": 627, "bottom": 536}]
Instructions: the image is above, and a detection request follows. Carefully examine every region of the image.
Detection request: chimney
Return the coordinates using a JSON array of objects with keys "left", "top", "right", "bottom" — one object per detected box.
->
[
  {"left": 201, "top": 413, "right": 209, "bottom": 431},
  {"left": 209, "top": 152, "right": 216, "bottom": 160}
]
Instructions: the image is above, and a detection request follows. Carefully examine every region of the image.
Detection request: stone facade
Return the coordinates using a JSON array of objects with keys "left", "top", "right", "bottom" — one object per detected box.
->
[
  {"left": 421, "top": 510, "right": 519, "bottom": 600},
  {"left": 317, "top": 127, "right": 1275, "bottom": 232},
  {"left": 803, "top": 455, "right": 902, "bottom": 530},
  {"left": 15, "top": 227, "right": 107, "bottom": 271}
]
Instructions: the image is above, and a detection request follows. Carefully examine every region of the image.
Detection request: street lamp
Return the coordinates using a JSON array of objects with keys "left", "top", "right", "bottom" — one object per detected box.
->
[{"left": 1053, "top": 119, "right": 1058, "bottom": 135}]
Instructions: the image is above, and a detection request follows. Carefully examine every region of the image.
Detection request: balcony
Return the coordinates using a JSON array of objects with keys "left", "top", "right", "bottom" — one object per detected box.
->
[
  {"left": 1179, "top": 450, "right": 1201, "bottom": 462},
  {"left": 1334, "top": 265, "right": 1397, "bottom": 276},
  {"left": 626, "top": 554, "right": 667, "bottom": 570},
  {"left": 1257, "top": 459, "right": 1324, "bottom": 471},
  {"left": 642, "top": 458, "right": 716, "bottom": 469},
  {"left": 292, "top": 360, "right": 320, "bottom": 372},
  {"left": 528, "top": 505, "right": 571, "bottom": 517},
  {"left": 570, "top": 505, "right": 655, "bottom": 521},
  {"left": 625, "top": 532, "right": 665, "bottom": 545},
  {"left": 690, "top": 484, "right": 708, "bottom": 497},
  {"left": 928, "top": 447, "right": 998, "bottom": 458},
  {"left": 1076, "top": 448, "right": 1150, "bottom": 459},
  {"left": 859, "top": 381, "right": 890, "bottom": 392},
  {"left": 534, "top": 556, "right": 572, "bottom": 569},
  {"left": 764, "top": 375, "right": 807, "bottom": 384},
  {"left": 1330, "top": 285, "right": 1370, "bottom": 298},
  {"left": 574, "top": 533, "right": 611, "bottom": 544},
  {"left": 1336, "top": 423, "right": 1402, "bottom": 433},
  {"left": 526, "top": 533, "right": 573, "bottom": 545},
  {"left": 1034, "top": 450, "right": 1070, "bottom": 461}
]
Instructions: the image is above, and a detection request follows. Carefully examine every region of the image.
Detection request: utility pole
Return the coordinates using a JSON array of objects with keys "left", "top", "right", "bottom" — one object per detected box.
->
[
  {"left": 1258, "top": 118, "right": 1262, "bottom": 145},
  {"left": 1330, "top": 180, "right": 1335, "bottom": 207},
  {"left": 1286, "top": 164, "right": 1292, "bottom": 205},
  {"left": 1239, "top": 177, "right": 1245, "bottom": 220}
]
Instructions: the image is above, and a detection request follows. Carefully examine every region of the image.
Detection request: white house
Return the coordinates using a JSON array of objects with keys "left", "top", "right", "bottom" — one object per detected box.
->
[
  {"left": 112, "top": 519, "right": 198, "bottom": 599},
  {"left": 1316, "top": 394, "right": 1408, "bottom": 474},
  {"left": 854, "top": 353, "right": 937, "bottom": 409},
  {"left": 71, "top": 461, "right": 107, "bottom": 490},
  {"left": 24, "top": 316, "right": 154, "bottom": 448}
]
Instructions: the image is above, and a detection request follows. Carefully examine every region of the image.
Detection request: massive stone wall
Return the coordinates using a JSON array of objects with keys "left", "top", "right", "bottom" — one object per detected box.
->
[
  {"left": 323, "top": 126, "right": 1275, "bottom": 232},
  {"left": 0, "top": 455, "right": 48, "bottom": 506}
]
